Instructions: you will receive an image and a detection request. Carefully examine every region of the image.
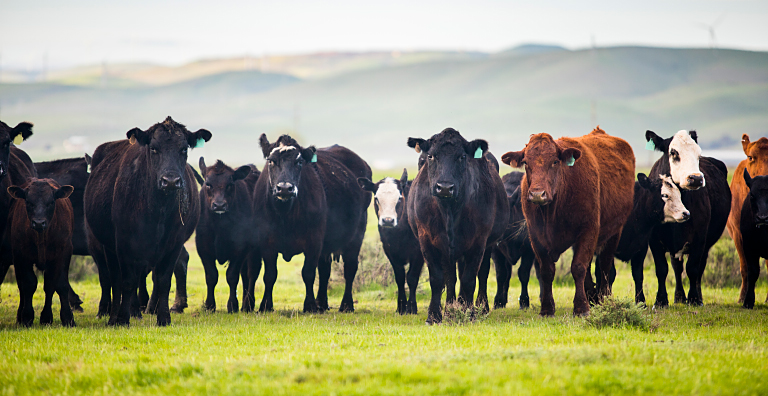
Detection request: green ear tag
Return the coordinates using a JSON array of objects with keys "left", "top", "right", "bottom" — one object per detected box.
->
[
  {"left": 311, "top": 153, "right": 317, "bottom": 163},
  {"left": 566, "top": 156, "right": 575, "bottom": 166},
  {"left": 194, "top": 138, "right": 205, "bottom": 149},
  {"left": 13, "top": 135, "right": 23, "bottom": 145},
  {"left": 645, "top": 140, "right": 655, "bottom": 151},
  {"left": 474, "top": 147, "right": 482, "bottom": 159},
  {"left": 86, "top": 164, "right": 91, "bottom": 174}
]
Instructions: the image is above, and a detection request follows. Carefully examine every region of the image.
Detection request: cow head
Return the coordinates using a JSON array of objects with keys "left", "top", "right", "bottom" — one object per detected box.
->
[
  {"left": 0, "top": 120, "right": 33, "bottom": 179},
  {"left": 8, "top": 179, "right": 73, "bottom": 232},
  {"left": 126, "top": 116, "right": 211, "bottom": 193},
  {"left": 745, "top": 169, "right": 768, "bottom": 227},
  {"left": 742, "top": 134, "right": 768, "bottom": 181},
  {"left": 199, "top": 157, "right": 251, "bottom": 214},
  {"left": 500, "top": 133, "right": 581, "bottom": 206},
  {"left": 407, "top": 128, "right": 487, "bottom": 201},
  {"left": 646, "top": 130, "right": 704, "bottom": 190},
  {"left": 259, "top": 134, "right": 316, "bottom": 204},
  {"left": 358, "top": 168, "right": 408, "bottom": 228},
  {"left": 637, "top": 173, "right": 689, "bottom": 223}
]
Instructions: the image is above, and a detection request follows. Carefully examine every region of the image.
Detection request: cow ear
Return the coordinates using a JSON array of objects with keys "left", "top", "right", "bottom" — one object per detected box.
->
[
  {"left": 54, "top": 185, "right": 74, "bottom": 200},
  {"left": 645, "top": 130, "right": 666, "bottom": 153},
  {"left": 637, "top": 173, "right": 652, "bottom": 191},
  {"left": 10, "top": 122, "right": 33, "bottom": 142},
  {"left": 199, "top": 157, "right": 207, "bottom": 179},
  {"left": 742, "top": 134, "right": 751, "bottom": 156},
  {"left": 187, "top": 129, "right": 212, "bottom": 148},
  {"left": 501, "top": 150, "right": 525, "bottom": 168},
  {"left": 126, "top": 127, "right": 150, "bottom": 145},
  {"left": 465, "top": 139, "right": 488, "bottom": 159},
  {"left": 233, "top": 165, "right": 251, "bottom": 182},
  {"left": 745, "top": 168, "right": 753, "bottom": 189},
  {"left": 84, "top": 153, "right": 92, "bottom": 166},
  {"left": 357, "top": 177, "right": 376, "bottom": 193},
  {"left": 559, "top": 148, "right": 581, "bottom": 166},
  {"left": 689, "top": 130, "right": 698, "bottom": 144},
  {"left": 301, "top": 146, "right": 317, "bottom": 163},
  {"left": 259, "top": 134, "right": 272, "bottom": 158},
  {"left": 7, "top": 186, "right": 26, "bottom": 200},
  {"left": 400, "top": 168, "right": 408, "bottom": 187},
  {"left": 509, "top": 186, "right": 521, "bottom": 208},
  {"left": 407, "top": 137, "right": 430, "bottom": 154}
]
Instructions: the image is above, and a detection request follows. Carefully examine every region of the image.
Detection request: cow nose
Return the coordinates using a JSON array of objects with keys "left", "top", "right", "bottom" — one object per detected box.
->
[
  {"left": 276, "top": 182, "right": 296, "bottom": 195},
  {"left": 30, "top": 219, "right": 47, "bottom": 231},
  {"left": 211, "top": 202, "right": 228, "bottom": 213},
  {"left": 434, "top": 182, "right": 455, "bottom": 198},
  {"left": 681, "top": 211, "right": 691, "bottom": 221},
  {"left": 528, "top": 190, "right": 550, "bottom": 205},
  {"left": 381, "top": 217, "right": 396, "bottom": 227},
  {"left": 160, "top": 175, "right": 182, "bottom": 190},
  {"left": 756, "top": 213, "right": 768, "bottom": 224},
  {"left": 687, "top": 174, "right": 704, "bottom": 188}
]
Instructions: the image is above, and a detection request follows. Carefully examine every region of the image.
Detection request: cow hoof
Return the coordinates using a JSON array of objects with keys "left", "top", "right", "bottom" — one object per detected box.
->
[
  {"left": 40, "top": 311, "right": 53, "bottom": 325},
  {"left": 426, "top": 313, "right": 442, "bottom": 325},
  {"left": 303, "top": 301, "right": 320, "bottom": 313},
  {"left": 339, "top": 304, "right": 355, "bottom": 313},
  {"left": 227, "top": 301, "right": 239, "bottom": 314},
  {"left": 157, "top": 316, "right": 171, "bottom": 326},
  {"left": 170, "top": 305, "right": 185, "bottom": 314},
  {"left": 654, "top": 300, "right": 669, "bottom": 309},
  {"left": 62, "top": 318, "right": 76, "bottom": 327},
  {"left": 71, "top": 304, "right": 84, "bottom": 313}
]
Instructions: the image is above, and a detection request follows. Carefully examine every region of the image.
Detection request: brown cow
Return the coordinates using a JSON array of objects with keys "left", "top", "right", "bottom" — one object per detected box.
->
[
  {"left": 8, "top": 178, "right": 75, "bottom": 326},
  {"left": 501, "top": 127, "right": 635, "bottom": 316},
  {"left": 727, "top": 134, "right": 768, "bottom": 303}
]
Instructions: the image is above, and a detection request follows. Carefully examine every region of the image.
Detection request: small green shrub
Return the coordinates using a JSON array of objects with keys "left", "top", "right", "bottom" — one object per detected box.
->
[
  {"left": 585, "top": 296, "right": 652, "bottom": 330},
  {"left": 69, "top": 256, "right": 98, "bottom": 282},
  {"left": 331, "top": 238, "right": 394, "bottom": 291},
  {"left": 702, "top": 236, "right": 741, "bottom": 288}
]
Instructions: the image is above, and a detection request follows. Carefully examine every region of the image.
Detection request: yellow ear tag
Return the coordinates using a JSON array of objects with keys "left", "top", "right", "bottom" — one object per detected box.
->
[
  {"left": 13, "top": 135, "right": 23, "bottom": 145},
  {"left": 129, "top": 135, "right": 137, "bottom": 145}
]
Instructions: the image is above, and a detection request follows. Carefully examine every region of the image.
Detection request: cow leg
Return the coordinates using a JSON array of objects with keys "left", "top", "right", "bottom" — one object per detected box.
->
[
  {"left": 138, "top": 268, "right": 150, "bottom": 313},
  {"left": 93, "top": 248, "right": 112, "bottom": 318},
  {"left": 595, "top": 234, "right": 620, "bottom": 301},
  {"left": 733, "top": 231, "right": 748, "bottom": 303},
  {"left": 585, "top": 257, "right": 599, "bottom": 305},
  {"left": 242, "top": 252, "right": 262, "bottom": 313},
  {"left": 153, "top": 247, "right": 182, "bottom": 326},
  {"left": 447, "top": 258, "right": 459, "bottom": 305},
  {"left": 226, "top": 257, "right": 244, "bottom": 313},
  {"left": 649, "top": 239, "right": 670, "bottom": 308},
  {"left": 671, "top": 256, "right": 687, "bottom": 304},
  {"left": 518, "top": 252, "right": 535, "bottom": 310},
  {"left": 743, "top": 250, "right": 760, "bottom": 309},
  {"left": 421, "top": 242, "right": 446, "bottom": 324},
  {"left": 572, "top": 235, "right": 598, "bottom": 316},
  {"left": 492, "top": 250, "right": 510, "bottom": 309},
  {"left": 170, "top": 249, "right": 189, "bottom": 313},
  {"left": 391, "top": 260, "right": 408, "bottom": 315},
  {"left": 630, "top": 248, "right": 647, "bottom": 305},
  {"left": 301, "top": 250, "right": 321, "bottom": 313},
  {"left": 316, "top": 255, "right": 332, "bottom": 312},
  {"left": 532, "top": 240, "right": 557, "bottom": 317},
  {"left": 199, "top": 246, "right": 218, "bottom": 312},
  {"left": 406, "top": 254, "right": 424, "bottom": 315},
  {"left": 40, "top": 266, "right": 57, "bottom": 325},
  {"left": 259, "top": 251, "right": 278, "bottom": 313},
  {"left": 15, "top": 262, "right": 37, "bottom": 327},
  {"left": 685, "top": 248, "right": 707, "bottom": 306},
  {"left": 339, "top": 243, "right": 362, "bottom": 313},
  {"left": 56, "top": 253, "right": 75, "bottom": 327},
  {"left": 104, "top": 249, "right": 124, "bottom": 326},
  {"left": 475, "top": 250, "right": 491, "bottom": 314}
]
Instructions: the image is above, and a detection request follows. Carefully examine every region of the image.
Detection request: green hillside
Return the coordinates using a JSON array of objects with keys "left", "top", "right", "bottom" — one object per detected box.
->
[{"left": 0, "top": 46, "right": 765, "bottom": 168}]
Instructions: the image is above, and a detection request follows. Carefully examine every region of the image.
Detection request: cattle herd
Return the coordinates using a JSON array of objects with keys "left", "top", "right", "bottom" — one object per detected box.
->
[{"left": 0, "top": 116, "right": 765, "bottom": 327}]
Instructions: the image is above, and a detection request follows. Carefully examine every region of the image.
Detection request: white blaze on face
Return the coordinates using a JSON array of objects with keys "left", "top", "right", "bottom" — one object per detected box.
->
[
  {"left": 668, "top": 130, "right": 704, "bottom": 190},
  {"left": 661, "top": 175, "right": 689, "bottom": 223},
  {"left": 375, "top": 178, "right": 402, "bottom": 227},
  {"left": 270, "top": 144, "right": 296, "bottom": 155}
]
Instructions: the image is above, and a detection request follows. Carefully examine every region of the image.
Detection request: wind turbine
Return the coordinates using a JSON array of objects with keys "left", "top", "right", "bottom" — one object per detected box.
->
[{"left": 697, "top": 13, "right": 726, "bottom": 49}]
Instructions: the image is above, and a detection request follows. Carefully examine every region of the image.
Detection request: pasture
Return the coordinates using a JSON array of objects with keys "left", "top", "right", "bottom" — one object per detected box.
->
[{"left": 2, "top": 205, "right": 768, "bottom": 395}]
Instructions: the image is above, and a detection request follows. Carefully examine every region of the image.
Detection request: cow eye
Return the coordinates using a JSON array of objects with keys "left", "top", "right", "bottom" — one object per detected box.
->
[
  {"left": 268, "top": 160, "right": 276, "bottom": 167},
  {"left": 150, "top": 147, "right": 158, "bottom": 154},
  {"left": 661, "top": 194, "right": 669, "bottom": 199},
  {"left": 553, "top": 160, "right": 560, "bottom": 166},
  {"left": 749, "top": 156, "right": 754, "bottom": 161},
  {"left": 461, "top": 154, "right": 467, "bottom": 160},
  {"left": 427, "top": 155, "right": 434, "bottom": 161},
  {"left": 181, "top": 148, "right": 188, "bottom": 155}
]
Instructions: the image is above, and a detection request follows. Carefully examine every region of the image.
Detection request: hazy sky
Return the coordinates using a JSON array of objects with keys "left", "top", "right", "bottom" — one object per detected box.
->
[{"left": 1, "top": 0, "right": 766, "bottom": 69}]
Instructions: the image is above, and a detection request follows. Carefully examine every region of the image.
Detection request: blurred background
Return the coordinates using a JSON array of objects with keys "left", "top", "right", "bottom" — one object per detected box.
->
[{"left": 1, "top": 0, "right": 766, "bottom": 169}]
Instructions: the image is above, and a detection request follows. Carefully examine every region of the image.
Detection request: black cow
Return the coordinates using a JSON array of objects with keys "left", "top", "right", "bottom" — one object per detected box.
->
[
  {"left": 253, "top": 136, "right": 371, "bottom": 313},
  {"left": 407, "top": 128, "right": 509, "bottom": 323},
  {"left": 84, "top": 116, "right": 209, "bottom": 326},
  {"left": 197, "top": 158, "right": 262, "bottom": 313},
  {"left": 738, "top": 170, "right": 768, "bottom": 309},
  {"left": 646, "top": 130, "right": 731, "bottom": 307},
  {"left": 358, "top": 169, "right": 424, "bottom": 314}
]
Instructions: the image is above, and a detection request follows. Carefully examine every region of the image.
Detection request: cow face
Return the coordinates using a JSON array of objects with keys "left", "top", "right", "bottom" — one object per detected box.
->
[
  {"left": 638, "top": 173, "right": 689, "bottom": 223},
  {"left": 259, "top": 134, "right": 316, "bottom": 204},
  {"left": 745, "top": 169, "right": 768, "bottom": 227},
  {"left": 646, "top": 130, "right": 704, "bottom": 190},
  {"left": 199, "top": 157, "right": 251, "bottom": 214},
  {"left": 126, "top": 116, "right": 212, "bottom": 193},
  {"left": 359, "top": 169, "right": 408, "bottom": 228},
  {"left": 407, "top": 128, "right": 487, "bottom": 201},
  {"left": 742, "top": 134, "right": 768, "bottom": 181},
  {"left": 0, "top": 121, "right": 33, "bottom": 179},
  {"left": 501, "top": 133, "right": 581, "bottom": 206},
  {"left": 8, "top": 179, "right": 73, "bottom": 232}
]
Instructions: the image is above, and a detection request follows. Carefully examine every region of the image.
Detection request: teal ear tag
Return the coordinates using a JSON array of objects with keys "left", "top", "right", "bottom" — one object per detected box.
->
[
  {"left": 86, "top": 164, "right": 91, "bottom": 174},
  {"left": 566, "top": 156, "right": 575, "bottom": 166},
  {"left": 473, "top": 147, "right": 482, "bottom": 159},
  {"left": 311, "top": 153, "right": 317, "bottom": 163},
  {"left": 194, "top": 138, "right": 205, "bottom": 149},
  {"left": 645, "top": 140, "right": 655, "bottom": 151}
]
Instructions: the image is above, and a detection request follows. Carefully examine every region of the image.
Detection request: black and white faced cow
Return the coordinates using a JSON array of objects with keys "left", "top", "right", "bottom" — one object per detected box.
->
[
  {"left": 738, "top": 170, "right": 768, "bottom": 308},
  {"left": 358, "top": 169, "right": 425, "bottom": 314},
  {"left": 253, "top": 135, "right": 371, "bottom": 313},
  {"left": 407, "top": 128, "right": 509, "bottom": 324},
  {"left": 645, "top": 130, "right": 731, "bottom": 307}
]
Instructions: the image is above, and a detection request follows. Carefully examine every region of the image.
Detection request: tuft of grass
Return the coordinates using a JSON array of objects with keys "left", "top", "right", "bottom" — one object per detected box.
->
[
  {"left": 331, "top": 238, "right": 394, "bottom": 292},
  {"left": 442, "top": 301, "right": 487, "bottom": 325},
  {"left": 585, "top": 296, "right": 652, "bottom": 330},
  {"left": 702, "top": 235, "right": 743, "bottom": 288},
  {"left": 68, "top": 256, "right": 98, "bottom": 282}
]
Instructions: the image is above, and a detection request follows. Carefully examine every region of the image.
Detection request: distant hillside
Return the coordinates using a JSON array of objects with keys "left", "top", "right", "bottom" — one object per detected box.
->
[{"left": 0, "top": 46, "right": 765, "bottom": 168}]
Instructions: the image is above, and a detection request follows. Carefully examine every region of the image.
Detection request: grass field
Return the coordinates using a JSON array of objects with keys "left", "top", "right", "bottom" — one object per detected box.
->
[{"left": 2, "top": 234, "right": 768, "bottom": 395}]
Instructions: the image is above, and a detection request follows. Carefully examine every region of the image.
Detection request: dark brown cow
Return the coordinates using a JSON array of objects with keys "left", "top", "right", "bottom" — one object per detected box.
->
[
  {"left": 727, "top": 134, "right": 768, "bottom": 303},
  {"left": 8, "top": 178, "right": 75, "bottom": 326},
  {"left": 501, "top": 127, "right": 635, "bottom": 316}
]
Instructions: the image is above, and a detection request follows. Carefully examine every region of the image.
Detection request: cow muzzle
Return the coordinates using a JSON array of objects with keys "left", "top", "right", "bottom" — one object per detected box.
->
[
  {"left": 380, "top": 217, "right": 397, "bottom": 228},
  {"left": 211, "top": 201, "right": 228, "bottom": 214},
  {"left": 274, "top": 182, "right": 297, "bottom": 201},
  {"left": 683, "top": 174, "right": 705, "bottom": 190},
  {"left": 755, "top": 213, "right": 768, "bottom": 227},
  {"left": 527, "top": 190, "right": 551, "bottom": 205},
  {"left": 159, "top": 175, "right": 182, "bottom": 191},
  {"left": 30, "top": 219, "right": 48, "bottom": 232},
  {"left": 433, "top": 182, "right": 455, "bottom": 199}
]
